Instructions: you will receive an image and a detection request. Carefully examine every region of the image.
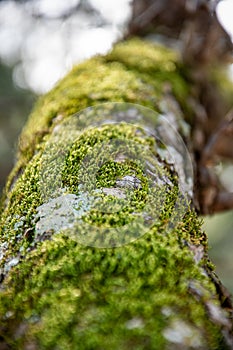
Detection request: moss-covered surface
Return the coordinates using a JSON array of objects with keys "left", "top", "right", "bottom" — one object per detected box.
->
[
  {"left": 0, "top": 39, "right": 232, "bottom": 349},
  {"left": 12, "top": 39, "right": 189, "bottom": 169},
  {"left": 0, "top": 227, "right": 228, "bottom": 350}
]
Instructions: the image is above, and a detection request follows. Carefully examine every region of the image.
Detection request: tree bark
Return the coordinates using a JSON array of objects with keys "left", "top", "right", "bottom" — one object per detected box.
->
[{"left": 0, "top": 38, "right": 232, "bottom": 349}]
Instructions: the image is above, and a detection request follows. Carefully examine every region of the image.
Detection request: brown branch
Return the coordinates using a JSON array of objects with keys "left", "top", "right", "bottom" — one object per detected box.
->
[
  {"left": 127, "top": 0, "right": 233, "bottom": 65},
  {"left": 213, "top": 192, "right": 233, "bottom": 213}
]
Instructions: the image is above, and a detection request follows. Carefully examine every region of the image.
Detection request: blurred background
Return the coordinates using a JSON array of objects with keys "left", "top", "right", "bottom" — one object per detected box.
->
[{"left": 0, "top": 0, "right": 232, "bottom": 293}]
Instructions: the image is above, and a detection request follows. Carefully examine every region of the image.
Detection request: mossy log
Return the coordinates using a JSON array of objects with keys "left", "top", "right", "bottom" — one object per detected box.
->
[{"left": 0, "top": 39, "right": 232, "bottom": 349}]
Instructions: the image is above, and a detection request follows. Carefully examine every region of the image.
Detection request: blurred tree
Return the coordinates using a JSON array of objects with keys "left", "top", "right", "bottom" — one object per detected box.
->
[{"left": 0, "top": 63, "right": 35, "bottom": 192}]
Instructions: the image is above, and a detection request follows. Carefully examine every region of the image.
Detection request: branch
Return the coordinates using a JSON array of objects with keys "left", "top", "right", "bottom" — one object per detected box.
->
[{"left": 1, "top": 15, "right": 233, "bottom": 349}]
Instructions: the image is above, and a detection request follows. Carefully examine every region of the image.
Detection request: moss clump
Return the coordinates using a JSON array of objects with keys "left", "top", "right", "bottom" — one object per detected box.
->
[
  {"left": 0, "top": 39, "right": 232, "bottom": 349},
  {"left": 0, "top": 117, "right": 177, "bottom": 257},
  {"left": 0, "top": 229, "right": 227, "bottom": 350},
  {"left": 6, "top": 39, "right": 189, "bottom": 175}
]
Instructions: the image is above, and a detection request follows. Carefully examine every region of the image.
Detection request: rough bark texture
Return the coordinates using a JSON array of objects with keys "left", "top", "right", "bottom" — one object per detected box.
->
[{"left": 0, "top": 39, "right": 232, "bottom": 349}]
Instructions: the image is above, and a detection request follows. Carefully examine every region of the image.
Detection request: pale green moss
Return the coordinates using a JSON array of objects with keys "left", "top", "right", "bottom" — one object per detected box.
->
[{"left": 0, "top": 39, "right": 232, "bottom": 349}]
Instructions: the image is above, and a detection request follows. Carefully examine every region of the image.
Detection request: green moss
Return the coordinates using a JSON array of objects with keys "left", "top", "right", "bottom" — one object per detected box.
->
[
  {"left": 0, "top": 231, "right": 226, "bottom": 349},
  {"left": 0, "top": 39, "right": 231, "bottom": 349},
  {"left": 0, "top": 119, "right": 176, "bottom": 255},
  {"left": 10, "top": 39, "right": 189, "bottom": 172},
  {"left": 105, "top": 39, "right": 189, "bottom": 104}
]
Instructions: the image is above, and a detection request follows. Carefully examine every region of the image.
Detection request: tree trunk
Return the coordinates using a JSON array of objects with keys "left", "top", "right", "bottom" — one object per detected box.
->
[{"left": 0, "top": 38, "right": 232, "bottom": 349}]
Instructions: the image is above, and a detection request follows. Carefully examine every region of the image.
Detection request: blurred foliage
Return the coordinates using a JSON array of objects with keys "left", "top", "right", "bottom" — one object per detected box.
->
[
  {"left": 0, "top": 63, "right": 36, "bottom": 192},
  {"left": 204, "top": 211, "right": 233, "bottom": 294}
]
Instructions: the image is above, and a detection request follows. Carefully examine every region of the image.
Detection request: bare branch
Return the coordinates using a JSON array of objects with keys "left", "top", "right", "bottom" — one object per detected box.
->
[{"left": 127, "top": 0, "right": 233, "bottom": 65}]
